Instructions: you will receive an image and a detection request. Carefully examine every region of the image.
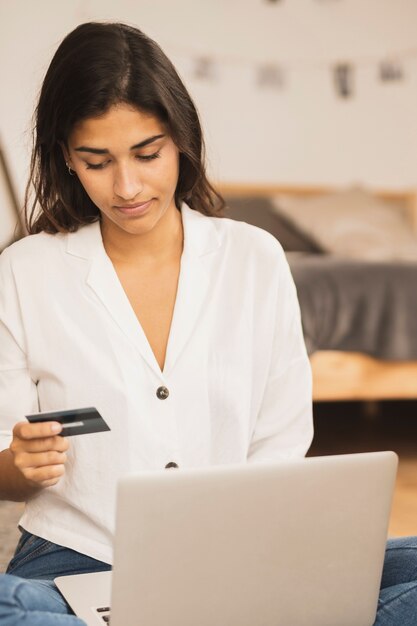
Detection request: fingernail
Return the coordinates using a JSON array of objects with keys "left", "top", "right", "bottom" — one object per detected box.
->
[{"left": 51, "top": 423, "right": 62, "bottom": 433}]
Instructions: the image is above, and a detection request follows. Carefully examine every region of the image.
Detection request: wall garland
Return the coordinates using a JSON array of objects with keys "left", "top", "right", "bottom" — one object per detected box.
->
[{"left": 167, "top": 43, "right": 416, "bottom": 99}]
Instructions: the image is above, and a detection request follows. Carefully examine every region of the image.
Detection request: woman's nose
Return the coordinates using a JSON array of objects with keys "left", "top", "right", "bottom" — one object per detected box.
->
[{"left": 113, "top": 163, "right": 143, "bottom": 200}]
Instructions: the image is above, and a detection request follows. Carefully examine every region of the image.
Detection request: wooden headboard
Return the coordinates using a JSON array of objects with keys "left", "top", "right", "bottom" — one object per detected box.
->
[{"left": 217, "top": 183, "right": 417, "bottom": 233}]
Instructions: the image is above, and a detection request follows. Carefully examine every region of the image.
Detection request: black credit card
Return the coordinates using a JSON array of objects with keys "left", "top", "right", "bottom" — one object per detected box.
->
[{"left": 25, "top": 407, "right": 111, "bottom": 437}]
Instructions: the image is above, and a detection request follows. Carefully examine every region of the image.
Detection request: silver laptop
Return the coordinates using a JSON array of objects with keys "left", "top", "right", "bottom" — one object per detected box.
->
[{"left": 55, "top": 451, "right": 397, "bottom": 626}]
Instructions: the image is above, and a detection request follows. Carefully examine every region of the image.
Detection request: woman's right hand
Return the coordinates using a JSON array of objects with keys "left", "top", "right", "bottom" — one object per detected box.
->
[{"left": 9, "top": 421, "right": 69, "bottom": 489}]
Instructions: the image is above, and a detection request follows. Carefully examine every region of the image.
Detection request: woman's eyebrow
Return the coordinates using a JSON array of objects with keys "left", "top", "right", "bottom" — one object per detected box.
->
[{"left": 74, "top": 134, "right": 166, "bottom": 154}]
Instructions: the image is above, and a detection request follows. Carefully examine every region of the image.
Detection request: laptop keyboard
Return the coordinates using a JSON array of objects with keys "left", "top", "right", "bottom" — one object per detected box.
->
[{"left": 95, "top": 606, "right": 111, "bottom": 623}]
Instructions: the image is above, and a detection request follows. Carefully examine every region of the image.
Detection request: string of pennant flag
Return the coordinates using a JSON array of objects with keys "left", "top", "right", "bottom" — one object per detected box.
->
[{"left": 168, "top": 44, "right": 417, "bottom": 99}]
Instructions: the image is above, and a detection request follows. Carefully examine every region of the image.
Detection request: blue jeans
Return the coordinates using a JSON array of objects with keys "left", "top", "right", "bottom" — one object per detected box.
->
[
  {"left": 0, "top": 530, "right": 416, "bottom": 625},
  {"left": 0, "top": 528, "right": 111, "bottom": 625},
  {"left": 376, "top": 537, "right": 417, "bottom": 625}
]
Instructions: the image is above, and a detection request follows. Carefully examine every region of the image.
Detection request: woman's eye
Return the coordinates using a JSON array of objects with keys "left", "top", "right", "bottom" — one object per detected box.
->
[
  {"left": 137, "top": 152, "right": 161, "bottom": 161},
  {"left": 85, "top": 161, "right": 109, "bottom": 170},
  {"left": 84, "top": 152, "right": 160, "bottom": 170}
]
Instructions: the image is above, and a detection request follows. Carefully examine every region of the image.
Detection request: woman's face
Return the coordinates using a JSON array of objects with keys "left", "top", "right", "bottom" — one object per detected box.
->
[{"left": 63, "top": 103, "right": 180, "bottom": 239}]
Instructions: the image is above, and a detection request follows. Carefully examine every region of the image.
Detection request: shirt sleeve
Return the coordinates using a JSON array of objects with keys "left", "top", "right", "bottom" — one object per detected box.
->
[
  {"left": 0, "top": 247, "right": 39, "bottom": 451},
  {"left": 247, "top": 248, "right": 313, "bottom": 462}
]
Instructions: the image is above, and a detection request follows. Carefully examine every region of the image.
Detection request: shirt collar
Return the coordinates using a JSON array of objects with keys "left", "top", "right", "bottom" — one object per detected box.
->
[{"left": 65, "top": 203, "right": 221, "bottom": 260}]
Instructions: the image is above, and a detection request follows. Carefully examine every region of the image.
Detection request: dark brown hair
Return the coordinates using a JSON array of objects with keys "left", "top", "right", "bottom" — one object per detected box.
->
[{"left": 25, "top": 22, "right": 224, "bottom": 234}]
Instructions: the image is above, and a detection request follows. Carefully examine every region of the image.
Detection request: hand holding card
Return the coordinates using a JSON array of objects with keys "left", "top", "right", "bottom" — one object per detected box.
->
[{"left": 26, "top": 407, "right": 111, "bottom": 437}]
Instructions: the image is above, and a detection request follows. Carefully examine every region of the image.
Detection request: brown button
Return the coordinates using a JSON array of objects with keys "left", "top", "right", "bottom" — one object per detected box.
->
[
  {"left": 156, "top": 386, "right": 169, "bottom": 400},
  {"left": 165, "top": 462, "right": 179, "bottom": 469}
]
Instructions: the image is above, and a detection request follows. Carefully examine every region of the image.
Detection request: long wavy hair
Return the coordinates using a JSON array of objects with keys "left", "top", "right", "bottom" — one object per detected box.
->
[{"left": 25, "top": 22, "right": 224, "bottom": 234}]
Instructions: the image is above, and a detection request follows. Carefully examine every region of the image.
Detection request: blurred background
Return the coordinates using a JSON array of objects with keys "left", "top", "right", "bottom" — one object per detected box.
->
[
  {"left": 0, "top": 0, "right": 416, "bottom": 566},
  {"left": 1, "top": 0, "right": 417, "bottom": 200}
]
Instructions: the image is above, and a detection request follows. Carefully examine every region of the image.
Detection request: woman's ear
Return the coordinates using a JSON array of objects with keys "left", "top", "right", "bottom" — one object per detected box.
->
[{"left": 59, "top": 141, "right": 70, "bottom": 164}]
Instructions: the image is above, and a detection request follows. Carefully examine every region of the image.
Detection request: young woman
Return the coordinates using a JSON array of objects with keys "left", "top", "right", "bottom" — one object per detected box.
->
[{"left": 0, "top": 21, "right": 415, "bottom": 626}]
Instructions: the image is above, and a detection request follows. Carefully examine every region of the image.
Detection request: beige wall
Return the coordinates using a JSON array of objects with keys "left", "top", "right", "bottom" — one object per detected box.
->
[{"left": 0, "top": 0, "right": 416, "bottom": 209}]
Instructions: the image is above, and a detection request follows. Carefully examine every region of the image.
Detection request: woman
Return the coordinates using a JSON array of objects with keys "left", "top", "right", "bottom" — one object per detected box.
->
[{"left": 0, "top": 21, "right": 414, "bottom": 626}]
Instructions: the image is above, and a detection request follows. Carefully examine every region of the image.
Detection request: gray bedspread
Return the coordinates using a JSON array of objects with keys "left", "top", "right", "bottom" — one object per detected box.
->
[{"left": 286, "top": 253, "right": 417, "bottom": 360}]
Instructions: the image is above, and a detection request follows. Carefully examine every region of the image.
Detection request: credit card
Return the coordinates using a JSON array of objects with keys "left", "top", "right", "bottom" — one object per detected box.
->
[{"left": 25, "top": 407, "right": 111, "bottom": 437}]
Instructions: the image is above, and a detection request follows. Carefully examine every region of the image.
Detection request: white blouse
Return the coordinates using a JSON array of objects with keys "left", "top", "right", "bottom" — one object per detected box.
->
[{"left": 0, "top": 205, "right": 313, "bottom": 564}]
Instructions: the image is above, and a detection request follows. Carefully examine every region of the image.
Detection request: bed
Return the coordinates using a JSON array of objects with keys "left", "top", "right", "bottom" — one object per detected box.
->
[{"left": 219, "top": 183, "right": 417, "bottom": 402}]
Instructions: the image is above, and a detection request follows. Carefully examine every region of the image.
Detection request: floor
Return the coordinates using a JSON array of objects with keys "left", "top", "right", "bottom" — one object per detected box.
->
[
  {"left": 1, "top": 400, "right": 416, "bottom": 572},
  {"left": 0, "top": 500, "right": 23, "bottom": 573}
]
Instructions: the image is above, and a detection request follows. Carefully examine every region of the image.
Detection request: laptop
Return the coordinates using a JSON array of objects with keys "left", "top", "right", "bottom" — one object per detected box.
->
[{"left": 55, "top": 451, "right": 397, "bottom": 626}]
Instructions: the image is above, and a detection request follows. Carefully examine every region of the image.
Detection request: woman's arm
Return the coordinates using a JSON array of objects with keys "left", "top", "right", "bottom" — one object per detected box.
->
[
  {"left": 0, "top": 247, "right": 68, "bottom": 500},
  {"left": 248, "top": 247, "right": 313, "bottom": 462},
  {"left": 0, "top": 448, "right": 41, "bottom": 501}
]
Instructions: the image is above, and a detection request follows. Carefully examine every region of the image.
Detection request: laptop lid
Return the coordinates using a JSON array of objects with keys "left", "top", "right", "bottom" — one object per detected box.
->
[{"left": 109, "top": 451, "right": 397, "bottom": 626}]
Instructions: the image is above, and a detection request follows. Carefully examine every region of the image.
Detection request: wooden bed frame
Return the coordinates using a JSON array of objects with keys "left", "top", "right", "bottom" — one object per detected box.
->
[{"left": 218, "top": 183, "right": 417, "bottom": 402}]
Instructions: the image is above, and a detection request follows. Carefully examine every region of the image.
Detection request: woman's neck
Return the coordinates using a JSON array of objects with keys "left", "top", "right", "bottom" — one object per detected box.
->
[{"left": 100, "top": 205, "right": 184, "bottom": 267}]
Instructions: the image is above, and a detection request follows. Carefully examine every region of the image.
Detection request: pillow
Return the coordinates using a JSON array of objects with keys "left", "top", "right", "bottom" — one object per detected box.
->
[
  {"left": 271, "top": 187, "right": 417, "bottom": 262},
  {"left": 223, "top": 196, "right": 322, "bottom": 253}
]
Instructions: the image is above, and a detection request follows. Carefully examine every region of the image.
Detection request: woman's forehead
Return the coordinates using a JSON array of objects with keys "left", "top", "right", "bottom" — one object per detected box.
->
[{"left": 69, "top": 103, "right": 166, "bottom": 148}]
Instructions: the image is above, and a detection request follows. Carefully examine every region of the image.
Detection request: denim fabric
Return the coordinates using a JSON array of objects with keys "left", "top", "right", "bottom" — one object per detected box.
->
[
  {"left": 0, "top": 528, "right": 111, "bottom": 626},
  {"left": 0, "top": 576, "right": 85, "bottom": 626},
  {"left": 5, "top": 528, "right": 111, "bottom": 581},
  {"left": 375, "top": 536, "right": 417, "bottom": 626},
  {"left": 1, "top": 530, "right": 417, "bottom": 625}
]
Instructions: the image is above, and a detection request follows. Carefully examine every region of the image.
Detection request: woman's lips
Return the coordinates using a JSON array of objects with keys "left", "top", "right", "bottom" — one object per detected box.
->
[{"left": 115, "top": 199, "right": 153, "bottom": 215}]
